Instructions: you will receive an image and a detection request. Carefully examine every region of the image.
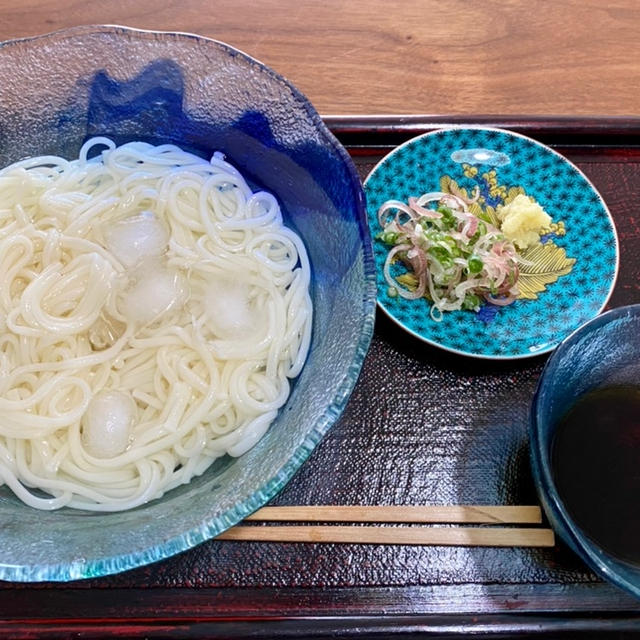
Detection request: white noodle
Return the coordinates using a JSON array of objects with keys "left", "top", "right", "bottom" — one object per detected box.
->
[{"left": 0, "top": 139, "right": 312, "bottom": 511}]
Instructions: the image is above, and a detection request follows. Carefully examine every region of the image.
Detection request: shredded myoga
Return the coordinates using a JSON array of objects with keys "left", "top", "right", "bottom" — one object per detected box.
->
[{"left": 377, "top": 191, "right": 520, "bottom": 320}]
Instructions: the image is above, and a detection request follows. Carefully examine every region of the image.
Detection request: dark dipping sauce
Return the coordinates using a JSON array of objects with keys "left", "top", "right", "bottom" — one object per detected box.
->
[{"left": 551, "top": 385, "right": 640, "bottom": 566}]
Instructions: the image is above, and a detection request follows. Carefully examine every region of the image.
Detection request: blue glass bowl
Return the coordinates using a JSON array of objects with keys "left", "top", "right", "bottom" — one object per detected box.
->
[
  {"left": 530, "top": 304, "right": 640, "bottom": 598},
  {"left": 0, "top": 25, "right": 376, "bottom": 581}
]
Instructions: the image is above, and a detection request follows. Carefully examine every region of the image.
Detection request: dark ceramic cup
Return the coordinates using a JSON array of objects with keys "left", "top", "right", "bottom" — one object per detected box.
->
[{"left": 530, "top": 304, "right": 640, "bottom": 598}]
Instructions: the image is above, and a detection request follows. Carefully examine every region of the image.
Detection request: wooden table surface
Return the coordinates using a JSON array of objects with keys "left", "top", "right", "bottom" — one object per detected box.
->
[
  {"left": 0, "top": 0, "right": 638, "bottom": 117},
  {"left": 1, "top": 3, "right": 640, "bottom": 639}
]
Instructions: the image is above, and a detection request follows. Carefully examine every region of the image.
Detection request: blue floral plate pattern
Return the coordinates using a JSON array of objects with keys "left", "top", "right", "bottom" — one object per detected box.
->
[{"left": 364, "top": 127, "right": 619, "bottom": 359}]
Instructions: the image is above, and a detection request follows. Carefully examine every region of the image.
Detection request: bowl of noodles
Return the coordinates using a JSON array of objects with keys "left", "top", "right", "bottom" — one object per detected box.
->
[{"left": 0, "top": 25, "right": 376, "bottom": 581}]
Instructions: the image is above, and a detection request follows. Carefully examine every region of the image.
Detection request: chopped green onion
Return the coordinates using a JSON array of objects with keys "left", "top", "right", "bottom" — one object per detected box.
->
[
  {"left": 462, "top": 293, "right": 481, "bottom": 310},
  {"left": 437, "top": 204, "right": 457, "bottom": 230},
  {"left": 467, "top": 256, "right": 483, "bottom": 274},
  {"left": 443, "top": 236, "right": 462, "bottom": 257},
  {"left": 377, "top": 231, "right": 399, "bottom": 245},
  {"left": 428, "top": 246, "right": 453, "bottom": 268}
]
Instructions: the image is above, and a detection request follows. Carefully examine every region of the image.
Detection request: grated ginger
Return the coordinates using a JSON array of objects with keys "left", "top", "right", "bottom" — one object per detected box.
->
[{"left": 496, "top": 193, "right": 551, "bottom": 249}]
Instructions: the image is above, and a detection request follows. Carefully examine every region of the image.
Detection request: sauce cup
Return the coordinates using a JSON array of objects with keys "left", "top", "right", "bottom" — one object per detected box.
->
[{"left": 530, "top": 304, "right": 640, "bottom": 598}]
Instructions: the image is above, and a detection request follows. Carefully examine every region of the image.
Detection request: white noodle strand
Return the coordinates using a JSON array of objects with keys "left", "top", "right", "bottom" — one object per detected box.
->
[{"left": 0, "top": 140, "right": 312, "bottom": 511}]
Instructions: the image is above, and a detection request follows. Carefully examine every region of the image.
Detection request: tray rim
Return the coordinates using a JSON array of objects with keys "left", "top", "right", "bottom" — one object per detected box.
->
[
  {"left": 324, "top": 113, "right": 640, "bottom": 136},
  {"left": 2, "top": 114, "right": 640, "bottom": 638}
]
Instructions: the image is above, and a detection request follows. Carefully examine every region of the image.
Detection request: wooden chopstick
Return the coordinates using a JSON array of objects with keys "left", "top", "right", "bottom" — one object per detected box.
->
[
  {"left": 217, "top": 525, "right": 555, "bottom": 547},
  {"left": 246, "top": 505, "right": 542, "bottom": 525},
  {"left": 218, "top": 505, "right": 554, "bottom": 548}
]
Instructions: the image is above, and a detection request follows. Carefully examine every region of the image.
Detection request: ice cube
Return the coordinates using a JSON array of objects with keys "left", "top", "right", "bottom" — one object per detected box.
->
[
  {"left": 82, "top": 390, "right": 136, "bottom": 458},
  {"left": 105, "top": 211, "right": 168, "bottom": 268},
  {"left": 123, "top": 262, "right": 188, "bottom": 326},
  {"left": 205, "top": 279, "right": 256, "bottom": 339}
]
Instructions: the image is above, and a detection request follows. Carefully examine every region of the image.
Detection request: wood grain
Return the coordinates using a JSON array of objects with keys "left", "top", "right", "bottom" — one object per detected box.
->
[
  {"left": 246, "top": 505, "right": 543, "bottom": 524},
  {"left": 0, "top": 0, "right": 638, "bottom": 116},
  {"left": 217, "top": 525, "right": 556, "bottom": 547}
]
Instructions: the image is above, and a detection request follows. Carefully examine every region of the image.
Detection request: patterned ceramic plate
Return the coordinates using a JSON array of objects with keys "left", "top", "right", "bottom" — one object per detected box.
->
[{"left": 364, "top": 127, "right": 619, "bottom": 359}]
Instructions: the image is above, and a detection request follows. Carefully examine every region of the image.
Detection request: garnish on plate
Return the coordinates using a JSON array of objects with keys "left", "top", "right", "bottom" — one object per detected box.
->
[{"left": 377, "top": 170, "right": 574, "bottom": 321}]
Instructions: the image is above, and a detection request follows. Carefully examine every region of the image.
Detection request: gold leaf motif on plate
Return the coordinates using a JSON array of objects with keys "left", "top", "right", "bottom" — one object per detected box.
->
[{"left": 517, "top": 243, "right": 576, "bottom": 300}]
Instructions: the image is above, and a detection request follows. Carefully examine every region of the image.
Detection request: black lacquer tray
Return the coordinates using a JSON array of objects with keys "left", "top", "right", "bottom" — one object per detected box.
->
[{"left": 2, "top": 116, "right": 640, "bottom": 639}]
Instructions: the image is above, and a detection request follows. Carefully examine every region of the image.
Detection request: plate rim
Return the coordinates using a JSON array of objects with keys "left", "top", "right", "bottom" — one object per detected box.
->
[{"left": 363, "top": 125, "right": 620, "bottom": 360}]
